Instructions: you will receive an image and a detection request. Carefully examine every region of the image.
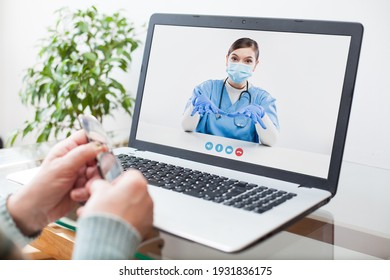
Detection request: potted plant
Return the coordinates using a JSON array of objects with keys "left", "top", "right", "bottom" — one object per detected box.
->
[{"left": 9, "top": 6, "right": 140, "bottom": 145}]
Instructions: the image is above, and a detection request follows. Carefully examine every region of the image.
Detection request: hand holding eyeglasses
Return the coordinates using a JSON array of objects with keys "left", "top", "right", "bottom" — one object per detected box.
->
[
  {"left": 5, "top": 126, "right": 154, "bottom": 261},
  {"left": 77, "top": 170, "right": 154, "bottom": 238},
  {"left": 77, "top": 115, "right": 154, "bottom": 237},
  {"left": 7, "top": 130, "right": 104, "bottom": 236},
  {"left": 78, "top": 115, "right": 123, "bottom": 182}
]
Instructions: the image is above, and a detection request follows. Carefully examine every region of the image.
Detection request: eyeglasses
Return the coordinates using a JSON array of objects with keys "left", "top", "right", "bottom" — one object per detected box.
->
[{"left": 78, "top": 114, "right": 123, "bottom": 182}]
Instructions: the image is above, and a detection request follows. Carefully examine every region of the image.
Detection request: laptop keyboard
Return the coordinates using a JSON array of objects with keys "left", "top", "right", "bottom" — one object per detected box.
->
[{"left": 118, "top": 154, "right": 297, "bottom": 214}]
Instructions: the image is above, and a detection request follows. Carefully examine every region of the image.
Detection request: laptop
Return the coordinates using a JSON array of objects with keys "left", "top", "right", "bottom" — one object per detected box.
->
[
  {"left": 7, "top": 14, "right": 363, "bottom": 253},
  {"left": 113, "top": 13, "right": 363, "bottom": 252}
]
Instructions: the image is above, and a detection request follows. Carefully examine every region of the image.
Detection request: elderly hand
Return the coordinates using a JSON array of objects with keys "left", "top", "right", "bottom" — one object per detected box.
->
[
  {"left": 7, "top": 130, "right": 105, "bottom": 236},
  {"left": 78, "top": 170, "right": 154, "bottom": 238}
]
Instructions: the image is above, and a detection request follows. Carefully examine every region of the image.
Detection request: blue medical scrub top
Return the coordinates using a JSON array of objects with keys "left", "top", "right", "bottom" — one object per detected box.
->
[{"left": 189, "top": 79, "right": 279, "bottom": 143}]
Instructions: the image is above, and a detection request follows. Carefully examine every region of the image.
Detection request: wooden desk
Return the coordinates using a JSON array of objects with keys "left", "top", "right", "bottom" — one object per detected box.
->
[{"left": 28, "top": 224, "right": 75, "bottom": 260}]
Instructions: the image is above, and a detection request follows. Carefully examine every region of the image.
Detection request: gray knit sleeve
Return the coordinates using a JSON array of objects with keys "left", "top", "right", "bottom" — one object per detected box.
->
[
  {"left": 0, "top": 196, "right": 38, "bottom": 247},
  {"left": 72, "top": 213, "right": 141, "bottom": 260}
]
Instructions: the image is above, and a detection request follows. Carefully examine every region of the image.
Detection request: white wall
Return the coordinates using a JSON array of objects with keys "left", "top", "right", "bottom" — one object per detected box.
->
[{"left": 0, "top": 0, "right": 389, "bottom": 170}]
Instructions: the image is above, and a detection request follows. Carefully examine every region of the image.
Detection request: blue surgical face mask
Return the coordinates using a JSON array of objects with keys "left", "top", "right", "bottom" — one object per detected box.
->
[{"left": 226, "top": 62, "right": 253, "bottom": 84}]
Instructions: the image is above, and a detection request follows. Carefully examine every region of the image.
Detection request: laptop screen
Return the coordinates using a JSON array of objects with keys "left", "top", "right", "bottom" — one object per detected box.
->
[{"left": 131, "top": 14, "right": 362, "bottom": 190}]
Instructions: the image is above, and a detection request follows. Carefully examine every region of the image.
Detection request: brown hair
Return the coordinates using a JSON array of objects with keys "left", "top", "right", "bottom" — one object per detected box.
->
[{"left": 227, "top": 38, "right": 259, "bottom": 60}]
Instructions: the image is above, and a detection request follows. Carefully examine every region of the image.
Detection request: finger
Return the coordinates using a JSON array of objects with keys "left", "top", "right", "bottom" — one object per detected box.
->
[
  {"left": 88, "top": 172, "right": 101, "bottom": 183},
  {"left": 204, "top": 106, "right": 212, "bottom": 115},
  {"left": 85, "top": 176, "right": 101, "bottom": 194},
  {"left": 255, "top": 114, "right": 261, "bottom": 124},
  {"left": 45, "top": 130, "right": 88, "bottom": 161},
  {"left": 251, "top": 114, "right": 258, "bottom": 124},
  {"left": 74, "top": 175, "right": 87, "bottom": 190},
  {"left": 191, "top": 106, "right": 198, "bottom": 116},
  {"left": 86, "top": 158, "right": 97, "bottom": 167},
  {"left": 227, "top": 112, "right": 238, "bottom": 117},
  {"left": 206, "top": 104, "right": 215, "bottom": 115},
  {"left": 190, "top": 96, "right": 197, "bottom": 106},
  {"left": 197, "top": 108, "right": 205, "bottom": 116},
  {"left": 258, "top": 110, "right": 265, "bottom": 118},
  {"left": 60, "top": 142, "right": 105, "bottom": 172},
  {"left": 68, "top": 130, "right": 90, "bottom": 145},
  {"left": 77, "top": 165, "right": 87, "bottom": 177},
  {"left": 89, "top": 178, "right": 110, "bottom": 194},
  {"left": 71, "top": 187, "right": 90, "bottom": 202},
  {"left": 114, "top": 169, "right": 147, "bottom": 192},
  {"left": 86, "top": 166, "right": 99, "bottom": 180},
  {"left": 253, "top": 108, "right": 262, "bottom": 118},
  {"left": 211, "top": 105, "right": 220, "bottom": 114},
  {"left": 257, "top": 117, "right": 267, "bottom": 129},
  {"left": 218, "top": 109, "right": 227, "bottom": 116},
  {"left": 257, "top": 106, "right": 265, "bottom": 118},
  {"left": 76, "top": 206, "right": 85, "bottom": 217}
]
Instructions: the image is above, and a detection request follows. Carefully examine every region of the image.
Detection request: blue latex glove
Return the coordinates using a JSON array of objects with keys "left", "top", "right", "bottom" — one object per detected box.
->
[
  {"left": 191, "top": 94, "right": 222, "bottom": 116},
  {"left": 228, "top": 104, "right": 267, "bottom": 129}
]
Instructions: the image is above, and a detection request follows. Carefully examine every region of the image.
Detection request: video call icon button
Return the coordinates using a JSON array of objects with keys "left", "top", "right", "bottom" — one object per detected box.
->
[
  {"left": 225, "top": 146, "right": 233, "bottom": 154},
  {"left": 205, "top": 142, "right": 213, "bottom": 150},
  {"left": 215, "top": 144, "right": 223, "bottom": 153},
  {"left": 235, "top": 148, "right": 244, "bottom": 157}
]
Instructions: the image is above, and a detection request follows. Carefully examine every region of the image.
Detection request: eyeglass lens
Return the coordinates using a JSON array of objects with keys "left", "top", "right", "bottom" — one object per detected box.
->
[
  {"left": 98, "top": 152, "right": 123, "bottom": 182},
  {"left": 79, "top": 114, "right": 123, "bottom": 182}
]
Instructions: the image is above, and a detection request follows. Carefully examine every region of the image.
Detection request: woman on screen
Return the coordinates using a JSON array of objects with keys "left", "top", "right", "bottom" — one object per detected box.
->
[{"left": 182, "top": 37, "right": 279, "bottom": 146}]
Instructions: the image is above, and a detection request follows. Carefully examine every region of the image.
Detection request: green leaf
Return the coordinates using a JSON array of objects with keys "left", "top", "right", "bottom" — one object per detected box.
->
[
  {"left": 103, "top": 100, "right": 110, "bottom": 113},
  {"left": 52, "top": 70, "right": 63, "bottom": 83},
  {"left": 37, "top": 132, "right": 48, "bottom": 143},
  {"left": 7, "top": 130, "right": 20, "bottom": 147},
  {"left": 70, "top": 52, "right": 79, "bottom": 61},
  {"left": 122, "top": 50, "right": 132, "bottom": 61},
  {"left": 83, "top": 52, "right": 98, "bottom": 61},
  {"left": 41, "top": 64, "right": 52, "bottom": 78},
  {"left": 105, "top": 16, "right": 114, "bottom": 23},
  {"left": 81, "top": 96, "right": 89, "bottom": 110},
  {"left": 118, "top": 58, "right": 128, "bottom": 71},
  {"left": 69, "top": 93, "right": 80, "bottom": 111},
  {"left": 109, "top": 78, "right": 125, "bottom": 93},
  {"left": 125, "top": 38, "right": 139, "bottom": 52},
  {"left": 37, "top": 125, "right": 52, "bottom": 143},
  {"left": 75, "top": 21, "right": 89, "bottom": 33},
  {"left": 22, "top": 124, "right": 34, "bottom": 137}
]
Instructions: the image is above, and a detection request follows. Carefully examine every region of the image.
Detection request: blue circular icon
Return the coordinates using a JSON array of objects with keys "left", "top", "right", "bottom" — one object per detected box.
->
[
  {"left": 205, "top": 142, "right": 213, "bottom": 150},
  {"left": 215, "top": 144, "right": 223, "bottom": 152},
  {"left": 225, "top": 146, "right": 233, "bottom": 154}
]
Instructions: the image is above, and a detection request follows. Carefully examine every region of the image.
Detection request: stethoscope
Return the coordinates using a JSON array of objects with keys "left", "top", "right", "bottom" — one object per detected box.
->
[{"left": 215, "top": 78, "right": 252, "bottom": 128}]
